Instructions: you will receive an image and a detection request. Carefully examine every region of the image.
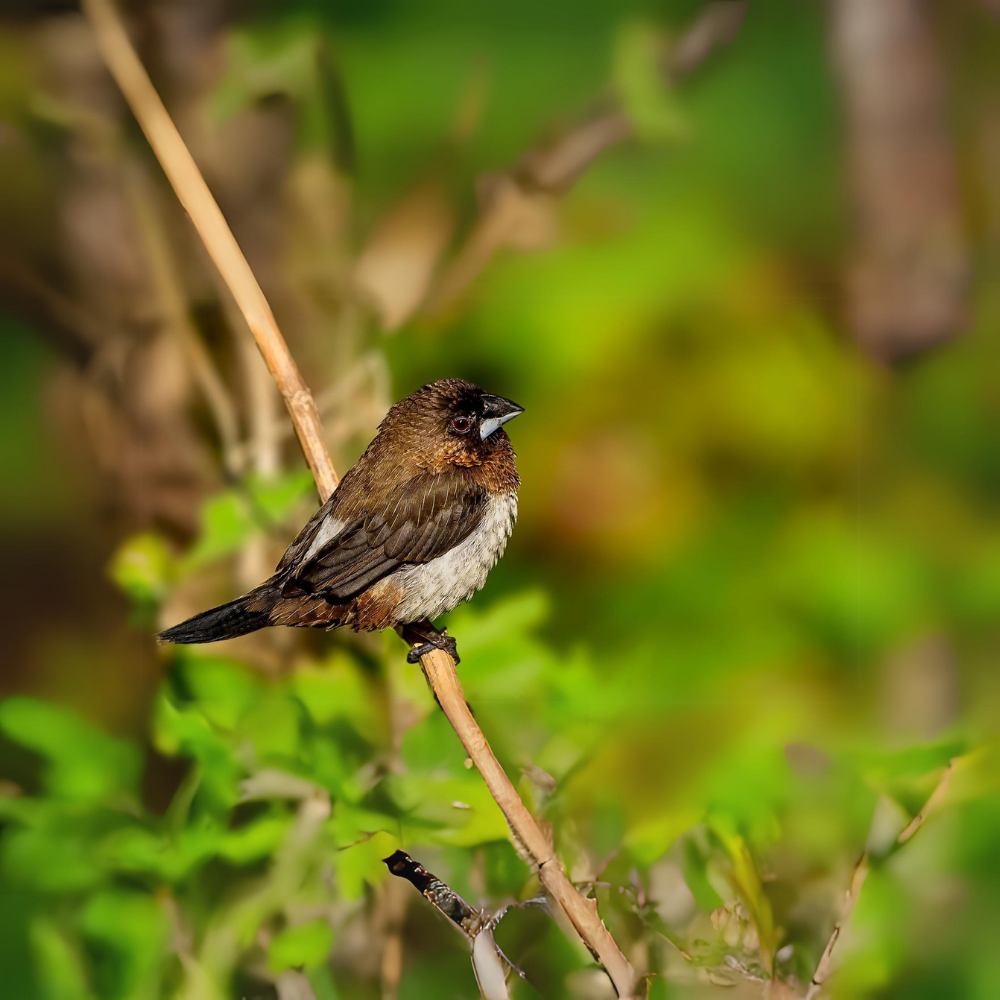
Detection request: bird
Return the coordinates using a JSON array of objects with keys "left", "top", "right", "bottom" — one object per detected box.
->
[{"left": 158, "top": 378, "right": 523, "bottom": 664}]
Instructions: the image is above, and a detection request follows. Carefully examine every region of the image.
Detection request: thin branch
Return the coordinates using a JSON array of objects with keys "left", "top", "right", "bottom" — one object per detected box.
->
[
  {"left": 804, "top": 853, "right": 869, "bottom": 1000},
  {"left": 510, "top": 1, "right": 746, "bottom": 194},
  {"left": 425, "top": 0, "right": 746, "bottom": 314},
  {"left": 83, "top": 2, "right": 637, "bottom": 995},
  {"left": 81, "top": 0, "right": 337, "bottom": 502},
  {"left": 227, "top": 352, "right": 386, "bottom": 472},
  {"left": 0, "top": 258, "right": 105, "bottom": 367},
  {"left": 420, "top": 649, "right": 638, "bottom": 997},
  {"left": 124, "top": 160, "right": 244, "bottom": 479},
  {"left": 805, "top": 758, "right": 957, "bottom": 1000},
  {"left": 896, "top": 758, "right": 955, "bottom": 845}
]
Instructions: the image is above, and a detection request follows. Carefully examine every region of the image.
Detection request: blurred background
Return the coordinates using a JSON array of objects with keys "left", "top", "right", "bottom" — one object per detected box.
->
[{"left": 1, "top": 0, "right": 999, "bottom": 997}]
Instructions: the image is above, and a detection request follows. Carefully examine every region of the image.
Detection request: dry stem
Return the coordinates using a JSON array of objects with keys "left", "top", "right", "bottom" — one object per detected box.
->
[
  {"left": 82, "top": 0, "right": 337, "bottom": 502},
  {"left": 83, "top": 1, "right": 636, "bottom": 994}
]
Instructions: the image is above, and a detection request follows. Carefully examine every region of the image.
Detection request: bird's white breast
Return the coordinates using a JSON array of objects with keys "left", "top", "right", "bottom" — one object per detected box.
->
[{"left": 391, "top": 491, "right": 517, "bottom": 623}]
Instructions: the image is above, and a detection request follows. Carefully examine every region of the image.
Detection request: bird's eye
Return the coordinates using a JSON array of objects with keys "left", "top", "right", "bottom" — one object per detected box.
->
[{"left": 452, "top": 416, "right": 471, "bottom": 433}]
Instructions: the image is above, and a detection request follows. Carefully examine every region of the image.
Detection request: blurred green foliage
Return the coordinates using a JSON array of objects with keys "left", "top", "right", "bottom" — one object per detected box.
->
[{"left": 3, "top": 0, "right": 1000, "bottom": 997}]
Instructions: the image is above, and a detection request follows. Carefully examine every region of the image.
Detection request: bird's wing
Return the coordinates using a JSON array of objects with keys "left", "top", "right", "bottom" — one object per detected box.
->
[
  {"left": 279, "top": 474, "right": 489, "bottom": 601},
  {"left": 274, "top": 492, "right": 342, "bottom": 573}
]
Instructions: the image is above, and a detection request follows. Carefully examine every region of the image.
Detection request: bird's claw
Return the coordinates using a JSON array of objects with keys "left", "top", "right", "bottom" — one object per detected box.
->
[
  {"left": 405, "top": 642, "right": 434, "bottom": 663},
  {"left": 406, "top": 632, "right": 460, "bottom": 665}
]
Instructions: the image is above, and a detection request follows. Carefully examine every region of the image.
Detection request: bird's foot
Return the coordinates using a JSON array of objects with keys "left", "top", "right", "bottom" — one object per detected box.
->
[{"left": 402, "top": 625, "right": 460, "bottom": 665}]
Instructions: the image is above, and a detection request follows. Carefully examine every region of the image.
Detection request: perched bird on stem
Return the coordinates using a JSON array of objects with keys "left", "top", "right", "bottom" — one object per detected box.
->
[{"left": 159, "top": 379, "right": 523, "bottom": 663}]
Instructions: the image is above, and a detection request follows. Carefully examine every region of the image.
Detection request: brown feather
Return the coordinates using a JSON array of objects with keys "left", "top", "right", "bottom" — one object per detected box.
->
[{"left": 160, "top": 379, "right": 521, "bottom": 644}]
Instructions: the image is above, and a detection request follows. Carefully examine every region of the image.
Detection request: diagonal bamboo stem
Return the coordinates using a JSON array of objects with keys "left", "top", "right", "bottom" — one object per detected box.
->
[{"left": 82, "top": 0, "right": 637, "bottom": 994}]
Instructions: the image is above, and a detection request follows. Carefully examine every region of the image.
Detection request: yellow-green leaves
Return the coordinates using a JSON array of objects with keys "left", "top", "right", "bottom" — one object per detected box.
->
[
  {"left": 613, "top": 21, "right": 687, "bottom": 144},
  {"left": 108, "top": 533, "right": 174, "bottom": 605},
  {"left": 0, "top": 697, "right": 140, "bottom": 804},
  {"left": 78, "top": 891, "right": 169, "bottom": 1000},
  {"left": 706, "top": 815, "right": 777, "bottom": 974},
  {"left": 268, "top": 919, "right": 334, "bottom": 973},
  {"left": 180, "top": 471, "right": 313, "bottom": 574}
]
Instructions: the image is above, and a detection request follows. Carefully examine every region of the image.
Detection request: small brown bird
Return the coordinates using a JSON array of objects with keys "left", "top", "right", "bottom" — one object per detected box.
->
[{"left": 159, "top": 379, "right": 523, "bottom": 663}]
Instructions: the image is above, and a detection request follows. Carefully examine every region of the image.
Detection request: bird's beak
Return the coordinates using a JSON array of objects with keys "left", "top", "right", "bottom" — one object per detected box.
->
[{"left": 479, "top": 394, "right": 524, "bottom": 440}]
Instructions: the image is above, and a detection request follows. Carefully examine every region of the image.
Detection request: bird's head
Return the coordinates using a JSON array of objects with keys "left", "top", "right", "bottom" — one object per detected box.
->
[{"left": 383, "top": 378, "right": 524, "bottom": 470}]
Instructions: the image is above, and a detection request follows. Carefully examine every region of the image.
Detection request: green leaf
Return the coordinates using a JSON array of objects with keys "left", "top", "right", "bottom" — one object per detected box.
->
[
  {"left": 107, "top": 532, "right": 174, "bottom": 603},
  {"left": 0, "top": 698, "right": 140, "bottom": 803},
  {"left": 950, "top": 746, "right": 1000, "bottom": 805},
  {"left": 211, "top": 20, "right": 348, "bottom": 156},
  {"left": 238, "top": 696, "right": 303, "bottom": 760},
  {"left": 624, "top": 807, "right": 703, "bottom": 868},
  {"left": 179, "top": 472, "right": 314, "bottom": 574},
  {"left": 3, "top": 825, "right": 102, "bottom": 893},
  {"left": 307, "top": 963, "right": 339, "bottom": 1000},
  {"left": 291, "top": 653, "right": 381, "bottom": 741},
  {"left": 613, "top": 20, "right": 687, "bottom": 143},
  {"left": 253, "top": 469, "right": 315, "bottom": 521},
  {"left": 392, "top": 774, "right": 510, "bottom": 847},
  {"left": 856, "top": 740, "right": 965, "bottom": 815},
  {"left": 220, "top": 813, "right": 292, "bottom": 865},
  {"left": 152, "top": 694, "right": 242, "bottom": 810},
  {"left": 29, "top": 917, "right": 95, "bottom": 1000},
  {"left": 269, "top": 918, "right": 334, "bottom": 972},
  {"left": 681, "top": 835, "right": 724, "bottom": 913},
  {"left": 77, "top": 890, "right": 169, "bottom": 1000},
  {"left": 179, "top": 490, "right": 255, "bottom": 572},
  {"left": 176, "top": 653, "right": 263, "bottom": 731},
  {"left": 445, "top": 589, "right": 550, "bottom": 656},
  {"left": 100, "top": 825, "right": 178, "bottom": 881},
  {"left": 647, "top": 974, "right": 674, "bottom": 1000},
  {"left": 334, "top": 830, "right": 397, "bottom": 901},
  {"left": 329, "top": 803, "right": 398, "bottom": 849},
  {"left": 857, "top": 740, "right": 964, "bottom": 785},
  {"left": 707, "top": 815, "right": 777, "bottom": 972}
]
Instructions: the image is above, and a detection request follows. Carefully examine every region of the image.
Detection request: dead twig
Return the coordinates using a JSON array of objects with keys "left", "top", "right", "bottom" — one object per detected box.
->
[
  {"left": 84, "top": 1, "right": 637, "bottom": 994},
  {"left": 806, "top": 758, "right": 956, "bottom": 999}
]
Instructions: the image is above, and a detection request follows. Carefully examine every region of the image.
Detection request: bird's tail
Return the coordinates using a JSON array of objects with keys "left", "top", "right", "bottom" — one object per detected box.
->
[{"left": 158, "top": 588, "right": 277, "bottom": 644}]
